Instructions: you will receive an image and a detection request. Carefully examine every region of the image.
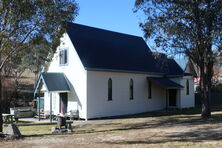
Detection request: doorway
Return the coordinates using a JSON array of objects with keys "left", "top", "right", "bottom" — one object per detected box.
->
[
  {"left": 59, "top": 93, "right": 68, "bottom": 114},
  {"left": 168, "top": 89, "right": 177, "bottom": 107}
]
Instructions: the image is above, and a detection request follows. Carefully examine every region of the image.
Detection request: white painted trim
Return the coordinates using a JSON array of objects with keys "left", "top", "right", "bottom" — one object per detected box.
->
[{"left": 34, "top": 74, "right": 49, "bottom": 97}]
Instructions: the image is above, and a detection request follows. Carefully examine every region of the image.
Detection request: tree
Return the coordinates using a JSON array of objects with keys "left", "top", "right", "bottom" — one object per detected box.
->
[
  {"left": 134, "top": 0, "right": 222, "bottom": 118},
  {"left": 2, "top": 50, "right": 33, "bottom": 112},
  {"left": 0, "top": 0, "right": 79, "bottom": 132},
  {"left": 20, "top": 37, "right": 54, "bottom": 87}
]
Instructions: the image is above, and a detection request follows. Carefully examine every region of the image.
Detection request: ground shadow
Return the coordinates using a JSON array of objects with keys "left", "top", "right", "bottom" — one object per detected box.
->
[
  {"left": 74, "top": 113, "right": 222, "bottom": 134},
  {"left": 90, "top": 105, "right": 222, "bottom": 121},
  {"left": 19, "top": 105, "right": 222, "bottom": 141},
  {"left": 101, "top": 125, "right": 222, "bottom": 145}
]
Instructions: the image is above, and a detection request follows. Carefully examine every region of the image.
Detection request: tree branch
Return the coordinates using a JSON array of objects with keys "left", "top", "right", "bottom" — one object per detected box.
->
[{"left": 0, "top": 26, "right": 37, "bottom": 71}]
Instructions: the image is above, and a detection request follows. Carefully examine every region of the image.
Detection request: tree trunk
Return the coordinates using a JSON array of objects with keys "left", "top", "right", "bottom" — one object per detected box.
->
[
  {"left": 0, "top": 40, "right": 3, "bottom": 132},
  {"left": 200, "top": 88, "right": 211, "bottom": 118},
  {"left": 0, "top": 70, "right": 3, "bottom": 133},
  {"left": 200, "top": 64, "right": 212, "bottom": 118}
]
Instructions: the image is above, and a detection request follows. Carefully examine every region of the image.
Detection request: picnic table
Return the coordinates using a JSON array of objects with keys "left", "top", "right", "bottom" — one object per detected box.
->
[{"left": 2, "top": 113, "right": 16, "bottom": 123}]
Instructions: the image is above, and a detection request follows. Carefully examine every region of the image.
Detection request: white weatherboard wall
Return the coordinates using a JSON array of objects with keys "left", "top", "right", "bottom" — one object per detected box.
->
[
  {"left": 180, "top": 76, "right": 195, "bottom": 108},
  {"left": 46, "top": 33, "right": 87, "bottom": 119},
  {"left": 44, "top": 92, "right": 50, "bottom": 113},
  {"left": 86, "top": 71, "right": 167, "bottom": 119},
  {"left": 52, "top": 93, "right": 59, "bottom": 114}
]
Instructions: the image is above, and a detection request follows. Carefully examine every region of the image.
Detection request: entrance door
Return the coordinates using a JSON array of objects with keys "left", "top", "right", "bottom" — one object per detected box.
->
[
  {"left": 59, "top": 93, "right": 68, "bottom": 114},
  {"left": 168, "top": 89, "right": 177, "bottom": 107}
]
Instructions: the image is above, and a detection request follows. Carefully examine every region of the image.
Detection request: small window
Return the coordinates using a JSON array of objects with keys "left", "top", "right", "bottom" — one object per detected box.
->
[
  {"left": 148, "top": 80, "right": 152, "bottom": 99},
  {"left": 108, "top": 78, "right": 112, "bottom": 101},
  {"left": 59, "top": 48, "right": 68, "bottom": 65},
  {"left": 186, "top": 80, "right": 189, "bottom": 95},
  {"left": 129, "top": 79, "right": 134, "bottom": 100}
]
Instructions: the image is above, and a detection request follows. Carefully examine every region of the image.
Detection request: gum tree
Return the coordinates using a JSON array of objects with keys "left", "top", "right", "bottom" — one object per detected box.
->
[
  {"left": 0, "top": 0, "right": 79, "bottom": 132},
  {"left": 134, "top": 0, "right": 222, "bottom": 118}
]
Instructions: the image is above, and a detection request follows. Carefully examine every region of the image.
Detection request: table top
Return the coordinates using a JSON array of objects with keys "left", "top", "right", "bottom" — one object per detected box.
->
[{"left": 2, "top": 114, "right": 14, "bottom": 116}]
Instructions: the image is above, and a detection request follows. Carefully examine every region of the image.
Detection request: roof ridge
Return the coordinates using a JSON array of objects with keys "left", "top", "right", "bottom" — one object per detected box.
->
[{"left": 67, "top": 22, "right": 143, "bottom": 39}]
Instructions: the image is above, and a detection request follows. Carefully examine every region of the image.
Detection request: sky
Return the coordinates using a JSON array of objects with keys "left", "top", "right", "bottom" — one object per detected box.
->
[{"left": 75, "top": 0, "right": 144, "bottom": 37}]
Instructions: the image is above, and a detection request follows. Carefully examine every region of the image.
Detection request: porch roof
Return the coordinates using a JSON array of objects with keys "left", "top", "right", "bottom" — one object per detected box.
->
[
  {"left": 34, "top": 73, "right": 71, "bottom": 96},
  {"left": 147, "top": 77, "right": 184, "bottom": 89}
]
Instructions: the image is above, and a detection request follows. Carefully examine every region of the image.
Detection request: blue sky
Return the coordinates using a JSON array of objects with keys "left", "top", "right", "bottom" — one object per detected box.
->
[{"left": 75, "top": 0, "right": 144, "bottom": 37}]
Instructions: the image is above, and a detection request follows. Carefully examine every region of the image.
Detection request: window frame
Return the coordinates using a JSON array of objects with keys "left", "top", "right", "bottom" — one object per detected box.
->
[
  {"left": 59, "top": 48, "right": 68, "bottom": 66},
  {"left": 129, "top": 79, "right": 134, "bottom": 100},
  {"left": 186, "top": 79, "right": 189, "bottom": 95},
  {"left": 108, "top": 78, "right": 112, "bottom": 101},
  {"left": 148, "top": 80, "right": 152, "bottom": 99}
]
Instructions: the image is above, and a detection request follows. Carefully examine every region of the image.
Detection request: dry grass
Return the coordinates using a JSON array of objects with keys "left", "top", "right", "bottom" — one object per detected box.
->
[
  {"left": 18, "top": 125, "right": 54, "bottom": 136},
  {"left": 2, "top": 106, "right": 222, "bottom": 148}
]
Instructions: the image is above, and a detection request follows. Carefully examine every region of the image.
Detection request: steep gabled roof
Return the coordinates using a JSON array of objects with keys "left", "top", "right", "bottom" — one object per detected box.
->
[
  {"left": 175, "top": 57, "right": 197, "bottom": 76},
  {"left": 66, "top": 23, "right": 183, "bottom": 76},
  {"left": 152, "top": 52, "right": 184, "bottom": 76},
  {"left": 175, "top": 57, "right": 188, "bottom": 71}
]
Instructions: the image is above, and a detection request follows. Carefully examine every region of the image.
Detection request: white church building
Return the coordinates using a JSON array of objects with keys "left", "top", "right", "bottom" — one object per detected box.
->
[{"left": 34, "top": 23, "right": 194, "bottom": 120}]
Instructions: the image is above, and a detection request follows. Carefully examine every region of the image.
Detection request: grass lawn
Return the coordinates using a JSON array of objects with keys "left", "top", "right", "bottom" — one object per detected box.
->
[{"left": 2, "top": 105, "right": 222, "bottom": 148}]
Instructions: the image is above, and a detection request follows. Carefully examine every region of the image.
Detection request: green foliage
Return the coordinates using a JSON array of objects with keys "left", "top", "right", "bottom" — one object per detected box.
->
[
  {"left": 19, "top": 37, "right": 53, "bottom": 73},
  {"left": 0, "top": 0, "right": 79, "bottom": 70},
  {"left": 134, "top": 0, "right": 222, "bottom": 118},
  {"left": 0, "top": 0, "right": 79, "bottom": 132},
  {"left": 134, "top": 0, "right": 222, "bottom": 60}
]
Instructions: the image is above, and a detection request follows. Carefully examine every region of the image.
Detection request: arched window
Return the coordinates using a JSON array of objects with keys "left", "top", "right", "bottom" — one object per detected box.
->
[
  {"left": 186, "top": 80, "right": 189, "bottom": 95},
  {"left": 129, "top": 79, "right": 134, "bottom": 100},
  {"left": 108, "top": 78, "right": 112, "bottom": 101}
]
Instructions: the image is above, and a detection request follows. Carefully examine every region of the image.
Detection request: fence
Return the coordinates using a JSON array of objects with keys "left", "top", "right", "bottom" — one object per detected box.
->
[{"left": 195, "top": 92, "right": 222, "bottom": 105}]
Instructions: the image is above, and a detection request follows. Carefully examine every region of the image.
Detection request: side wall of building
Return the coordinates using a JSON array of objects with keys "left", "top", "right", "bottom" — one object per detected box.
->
[
  {"left": 180, "top": 76, "right": 195, "bottom": 108},
  {"left": 86, "top": 71, "right": 167, "bottom": 119}
]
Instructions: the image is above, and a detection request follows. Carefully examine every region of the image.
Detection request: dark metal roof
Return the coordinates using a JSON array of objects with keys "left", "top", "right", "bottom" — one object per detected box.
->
[
  {"left": 34, "top": 72, "right": 70, "bottom": 95},
  {"left": 152, "top": 53, "right": 184, "bottom": 76},
  {"left": 66, "top": 23, "right": 183, "bottom": 76},
  {"left": 40, "top": 73, "right": 70, "bottom": 92},
  {"left": 34, "top": 73, "right": 70, "bottom": 96},
  {"left": 147, "top": 77, "right": 184, "bottom": 89}
]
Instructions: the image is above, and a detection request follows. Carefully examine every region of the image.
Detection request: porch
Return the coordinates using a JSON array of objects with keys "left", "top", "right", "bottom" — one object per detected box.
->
[
  {"left": 147, "top": 77, "right": 184, "bottom": 109},
  {"left": 34, "top": 73, "right": 73, "bottom": 122}
]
